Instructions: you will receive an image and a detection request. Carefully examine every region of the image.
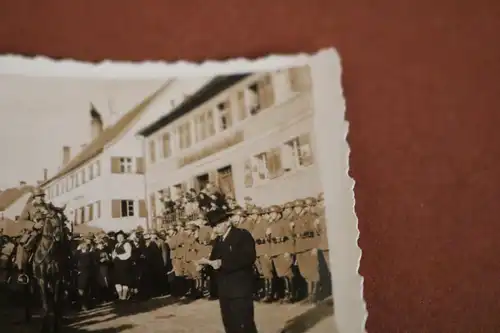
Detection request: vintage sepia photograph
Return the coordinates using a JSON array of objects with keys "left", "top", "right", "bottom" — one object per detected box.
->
[{"left": 0, "top": 51, "right": 359, "bottom": 333}]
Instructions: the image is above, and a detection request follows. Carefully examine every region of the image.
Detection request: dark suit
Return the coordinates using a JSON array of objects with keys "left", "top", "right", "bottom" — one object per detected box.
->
[{"left": 210, "top": 227, "right": 258, "bottom": 333}]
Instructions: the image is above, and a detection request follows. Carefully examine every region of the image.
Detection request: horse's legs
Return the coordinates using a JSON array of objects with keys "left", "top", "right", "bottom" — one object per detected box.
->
[
  {"left": 52, "top": 279, "right": 62, "bottom": 333},
  {"left": 24, "top": 281, "right": 32, "bottom": 323},
  {"left": 38, "top": 279, "right": 49, "bottom": 333}
]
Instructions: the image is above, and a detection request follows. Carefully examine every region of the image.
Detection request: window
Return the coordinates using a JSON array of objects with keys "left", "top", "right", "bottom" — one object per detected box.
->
[
  {"left": 247, "top": 84, "right": 261, "bottom": 115},
  {"left": 162, "top": 132, "right": 171, "bottom": 158},
  {"left": 121, "top": 200, "right": 135, "bottom": 217},
  {"left": 65, "top": 177, "right": 70, "bottom": 191},
  {"left": 75, "top": 208, "right": 80, "bottom": 224},
  {"left": 149, "top": 140, "right": 156, "bottom": 163},
  {"left": 283, "top": 134, "right": 314, "bottom": 171},
  {"left": 178, "top": 122, "right": 192, "bottom": 150},
  {"left": 81, "top": 169, "right": 86, "bottom": 184},
  {"left": 217, "top": 101, "right": 232, "bottom": 131},
  {"left": 70, "top": 175, "right": 75, "bottom": 189},
  {"left": 80, "top": 207, "right": 85, "bottom": 224},
  {"left": 194, "top": 110, "right": 216, "bottom": 142},
  {"left": 94, "top": 201, "right": 101, "bottom": 219},
  {"left": 119, "top": 157, "right": 133, "bottom": 173},
  {"left": 75, "top": 172, "right": 80, "bottom": 187},
  {"left": 88, "top": 164, "right": 94, "bottom": 180}
]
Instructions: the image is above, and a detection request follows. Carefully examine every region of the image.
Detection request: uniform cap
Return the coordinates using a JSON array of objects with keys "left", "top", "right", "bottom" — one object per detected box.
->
[
  {"left": 250, "top": 207, "right": 263, "bottom": 215},
  {"left": 293, "top": 199, "right": 306, "bottom": 207},
  {"left": 268, "top": 205, "right": 283, "bottom": 213},
  {"left": 231, "top": 206, "right": 246, "bottom": 216},
  {"left": 305, "top": 197, "right": 317, "bottom": 205}
]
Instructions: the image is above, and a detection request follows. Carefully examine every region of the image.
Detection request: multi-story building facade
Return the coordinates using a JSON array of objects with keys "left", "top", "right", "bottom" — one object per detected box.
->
[
  {"left": 40, "top": 82, "right": 171, "bottom": 232},
  {"left": 137, "top": 66, "right": 323, "bottom": 229}
]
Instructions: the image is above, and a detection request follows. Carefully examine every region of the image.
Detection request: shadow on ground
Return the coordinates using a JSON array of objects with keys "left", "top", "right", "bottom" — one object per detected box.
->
[
  {"left": 1, "top": 284, "right": 195, "bottom": 333},
  {"left": 280, "top": 298, "right": 335, "bottom": 333}
]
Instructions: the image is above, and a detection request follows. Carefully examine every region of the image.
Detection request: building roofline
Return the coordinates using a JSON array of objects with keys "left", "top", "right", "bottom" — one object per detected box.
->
[
  {"left": 137, "top": 73, "right": 251, "bottom": 138},
  {"left": 41, "top": 80, "right": 173, "bottom": 187}
]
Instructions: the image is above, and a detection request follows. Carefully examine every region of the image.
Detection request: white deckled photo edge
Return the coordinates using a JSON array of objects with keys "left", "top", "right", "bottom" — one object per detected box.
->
[{"left": 0, "top": 48, "right": 365, "bottom": 333}]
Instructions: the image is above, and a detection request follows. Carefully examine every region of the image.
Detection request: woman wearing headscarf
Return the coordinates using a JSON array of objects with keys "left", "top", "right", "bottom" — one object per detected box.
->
[{"left": 112, "top": 231, "right": 133, "bottom": 300}]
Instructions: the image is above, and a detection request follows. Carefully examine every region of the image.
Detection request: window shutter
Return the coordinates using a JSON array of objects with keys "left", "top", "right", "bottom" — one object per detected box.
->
[
  {"left": 88, "top": 204, "right": 94, "bottom": 221},
  {"left": 111, "top": 157, "right": 121, "bottom": 174},
  {"left": 208, "top": 171, "right": 218, "bottom": 187},
  {"left": 298, "top": 133, "right": 314, "bottom": 166},
  {"left": 81, "top": 169, "right": 86, "bottom": 184},
  {"left": 111, "top": 200, "right": 121, "bottom": 218},
  {"left": 289, "top": 66, "right": 312, "bottom": 93},
  {"left": 88, "top": 164, "right": 94, "bottom": 180},
  {"left": 243, "top": 159, "right": 254, "bottom": 188},
  {"left": 96, "top": 160, "right": 101, "bottom": 177},
  {"left": 237, "top": 91, "right": 247, "bottom": 121},
  {"left": 139, "top": 199, "right": 147, "bottom": 218},
  {"left": 136, "top": 157, "right": 145, "bottom": 174},
  {"left": 268, "top": 148, "right": 284, "bottom": 179},
  {"left": 96, "top": 201, "right": 101, "bottom": 218}
]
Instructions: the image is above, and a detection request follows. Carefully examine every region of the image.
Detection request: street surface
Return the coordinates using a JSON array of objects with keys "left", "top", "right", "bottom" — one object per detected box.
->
[{"left": 1, "top": 296, "right": 336, "bottom": 333}]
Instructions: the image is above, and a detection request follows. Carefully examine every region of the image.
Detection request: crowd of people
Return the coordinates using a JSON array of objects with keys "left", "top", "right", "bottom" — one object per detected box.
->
[{"left": 0, "top": 183, "right": 331, "bottom": 315}]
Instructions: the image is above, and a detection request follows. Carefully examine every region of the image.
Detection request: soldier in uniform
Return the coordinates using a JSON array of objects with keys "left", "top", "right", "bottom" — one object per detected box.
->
[
  {"left": 251, "top": 207, "right": 275, "bottom": 302},
  {"left": 172, "top": 221, "right": 188, "bottom": 296},
  {"left": 244, "top": 196, "right": 256, "bottom": 212},
  {"left": 184, "top": 222, "right": 202, "bottom": 298},
  {"left": 267, "top": 205, "right": 296, "bottom": 303},
  {"left": 292, "top": 198, "right": 322, "bottom": 303},
  {"left": 314, "top": 193, "right": 330, "bottom": 287},
  {"left": 231, "top": 207, "right": 253, "bottom": 233},
  {"left": 195, "top": 214, "right": 214, "bottom": 298}
]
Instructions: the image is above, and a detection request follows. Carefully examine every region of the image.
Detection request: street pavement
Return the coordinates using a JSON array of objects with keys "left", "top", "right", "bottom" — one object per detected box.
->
[{"left": 1, "top": 296, "right": 336, "bottom": 333}]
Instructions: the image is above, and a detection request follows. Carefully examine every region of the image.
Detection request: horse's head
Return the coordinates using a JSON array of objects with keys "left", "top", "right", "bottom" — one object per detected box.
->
[{"left": 41, "top": 212, "right": 66, "bottom": 244}]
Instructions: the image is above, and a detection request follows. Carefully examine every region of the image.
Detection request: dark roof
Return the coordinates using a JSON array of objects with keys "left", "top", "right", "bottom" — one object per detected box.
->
[
  {"left": 137, "top": 74, "right": 251, "bottom": 137},
  {"left": 0, "top": 186, "right": 35, "bottom": 211},
  {"left": 41, "top": 81, "right": 171, "bottom": 186}
]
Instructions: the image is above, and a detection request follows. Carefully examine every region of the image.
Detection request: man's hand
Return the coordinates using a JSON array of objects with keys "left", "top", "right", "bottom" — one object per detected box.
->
[{"left": 211, "top": 259, "right": 222, "bottom": 270}]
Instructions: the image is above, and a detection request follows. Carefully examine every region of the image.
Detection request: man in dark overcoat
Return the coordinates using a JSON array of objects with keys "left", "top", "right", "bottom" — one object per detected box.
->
[{"left": 199, "top": 212, "right": 258, "bottom": 333}]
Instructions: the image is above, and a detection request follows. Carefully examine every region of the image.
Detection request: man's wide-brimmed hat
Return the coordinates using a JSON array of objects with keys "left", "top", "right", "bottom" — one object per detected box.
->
[{"left": 115, "top": 230, "right": 126, "bottom": 238}]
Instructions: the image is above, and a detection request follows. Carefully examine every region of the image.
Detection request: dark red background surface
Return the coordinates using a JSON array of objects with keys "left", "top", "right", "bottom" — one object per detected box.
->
[{"left": 1, "top": 1, "right": 499, "bottom": 332}]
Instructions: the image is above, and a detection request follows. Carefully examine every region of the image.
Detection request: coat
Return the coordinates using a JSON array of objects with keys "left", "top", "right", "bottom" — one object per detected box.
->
[{"left": 210, "top": 227, "right": 256, "bottom": 299}]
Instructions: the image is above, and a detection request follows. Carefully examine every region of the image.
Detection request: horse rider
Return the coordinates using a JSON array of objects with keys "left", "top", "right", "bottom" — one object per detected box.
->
[{"left": 17, "top": 188, "right": 67, "bottom": 283}]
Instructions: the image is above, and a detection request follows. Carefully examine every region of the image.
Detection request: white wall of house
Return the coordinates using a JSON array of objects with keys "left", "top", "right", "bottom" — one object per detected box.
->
[
  {"left": 3, "top": 192, "right": 32, "bottom": 220},
  {"left": 142, "top": 69, "right": 323, "bottom": 222}
]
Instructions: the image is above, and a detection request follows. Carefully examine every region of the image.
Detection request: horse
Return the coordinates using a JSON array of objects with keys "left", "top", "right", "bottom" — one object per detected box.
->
[{"left": 29, "top": 209, "right": 71, "bottom": 333}]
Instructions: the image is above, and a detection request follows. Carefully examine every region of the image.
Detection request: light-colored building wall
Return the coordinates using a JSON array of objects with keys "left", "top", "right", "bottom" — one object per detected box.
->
[{"left": 142, "top": 68, "right": 322, "bottom": 224}]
